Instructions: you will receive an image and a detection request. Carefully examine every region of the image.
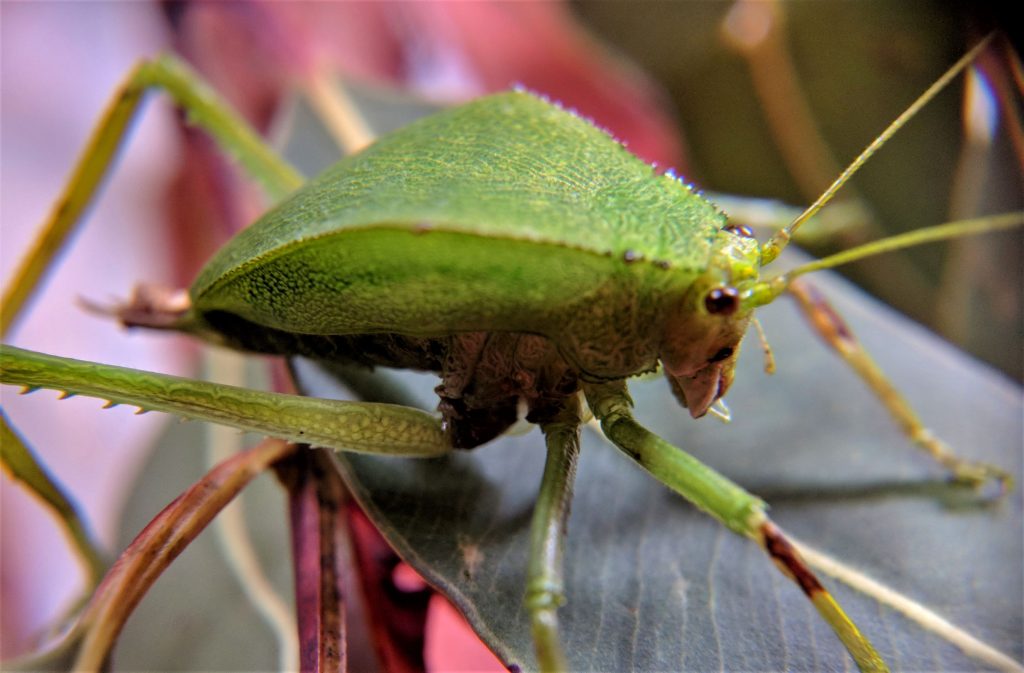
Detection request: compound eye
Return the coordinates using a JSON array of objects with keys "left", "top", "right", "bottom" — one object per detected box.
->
[{"left": 704, "top": 286, "right": 739, "bottom": 315}]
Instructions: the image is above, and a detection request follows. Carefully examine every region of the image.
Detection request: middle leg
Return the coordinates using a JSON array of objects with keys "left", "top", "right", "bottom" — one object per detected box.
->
[{"left": 526, "top": 394, "right": 584, "bottom": 673}]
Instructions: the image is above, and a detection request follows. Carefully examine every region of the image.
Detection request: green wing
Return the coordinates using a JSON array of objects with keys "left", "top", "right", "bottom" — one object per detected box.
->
[{"left": 190, "top": 92, "right": 723, "bottom": 342}]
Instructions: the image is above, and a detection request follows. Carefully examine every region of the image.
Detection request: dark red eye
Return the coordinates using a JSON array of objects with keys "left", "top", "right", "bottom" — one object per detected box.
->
[{"left": 704, "top": 287, "right": 739, "bottom": 315}]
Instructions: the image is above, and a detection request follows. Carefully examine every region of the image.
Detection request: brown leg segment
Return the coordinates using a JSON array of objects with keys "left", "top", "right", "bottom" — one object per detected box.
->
[{"left": 757, "top": 521, "right": 888, "bottom": 673}]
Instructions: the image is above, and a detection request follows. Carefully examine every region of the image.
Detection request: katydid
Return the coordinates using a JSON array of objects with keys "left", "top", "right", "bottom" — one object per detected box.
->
[{"left": 1, "top": 22, "right": 1022, "bottom": 673}]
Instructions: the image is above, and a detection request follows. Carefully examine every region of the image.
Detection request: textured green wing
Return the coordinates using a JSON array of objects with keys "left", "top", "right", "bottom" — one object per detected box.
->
[{"left": 190, "top": 92, "right": 720, "bottom": 335}]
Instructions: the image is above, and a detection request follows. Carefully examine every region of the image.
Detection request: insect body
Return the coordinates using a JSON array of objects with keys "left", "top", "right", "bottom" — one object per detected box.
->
[
  {"left": 2, "top": 36, "right": 1020, "bottom": 673},
  {"left": 143, "top": 92, "right": 760, "bottom": 447}
]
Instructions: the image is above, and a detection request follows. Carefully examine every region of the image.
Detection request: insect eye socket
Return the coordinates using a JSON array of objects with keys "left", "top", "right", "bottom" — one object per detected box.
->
[
  {"left": 724, "top": 223, "right": 755, "bottom": 238},
  {"left": 704, "top": 286, "right": 739, "bottom": 315}
]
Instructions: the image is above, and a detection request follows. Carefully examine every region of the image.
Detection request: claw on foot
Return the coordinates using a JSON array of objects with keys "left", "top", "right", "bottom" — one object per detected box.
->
[{"left": 951, "top": 462, "right": 1013, "bottom": 497}]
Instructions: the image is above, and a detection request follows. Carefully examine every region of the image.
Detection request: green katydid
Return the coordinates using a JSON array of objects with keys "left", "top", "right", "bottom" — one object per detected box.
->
[{"left": 1, "top": 20, "right": 1022, "bottom": 673}]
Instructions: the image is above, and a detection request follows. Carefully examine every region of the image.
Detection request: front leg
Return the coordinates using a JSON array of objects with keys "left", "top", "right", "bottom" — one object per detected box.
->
[{"left": 583, "top": 379, "right": 888, "bottom": 673}]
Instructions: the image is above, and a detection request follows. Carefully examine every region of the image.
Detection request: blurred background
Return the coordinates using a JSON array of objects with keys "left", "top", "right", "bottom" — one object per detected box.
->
[{"left": 2, "top": 1, "right": 1020, "bottom": 669}]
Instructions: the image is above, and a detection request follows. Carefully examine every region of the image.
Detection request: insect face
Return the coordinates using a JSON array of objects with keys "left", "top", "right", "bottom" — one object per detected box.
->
[{"left": 660, "top": 225, "right": 761, "bottom": 417}]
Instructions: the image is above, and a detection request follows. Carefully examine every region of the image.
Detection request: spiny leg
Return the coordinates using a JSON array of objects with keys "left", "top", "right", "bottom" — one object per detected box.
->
[
  {"left": 1, "top": 54, "right": 303, "bottom": 338},
  {"left": 583, "top": 380, "right": 888, "bottom": 673},
  {"left": 526, "top": 395, "right": 584, "bottom": 673},
  {"left": 0, "top": 345, "right": 452, "bottom": 459},
  {"left": 1, "top": 345, "right": 448, "bottom": 664},
  {"left": 786, "top": 278, "right": 1010, "bottom": 491}
]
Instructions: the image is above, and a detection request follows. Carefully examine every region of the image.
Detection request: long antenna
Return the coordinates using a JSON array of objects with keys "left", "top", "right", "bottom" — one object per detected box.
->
[
  {"left": 743, "top": 212, "right": 1023, "bottom": 309},
  {"left": 760, "top": 33, "right": 996, "bottom": 266}
]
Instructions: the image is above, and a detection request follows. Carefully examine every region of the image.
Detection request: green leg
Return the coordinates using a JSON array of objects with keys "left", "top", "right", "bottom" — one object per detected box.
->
[
  {"left": 583, "top": 380, "right": 888, "bottom": 673},
  {"left": 787, "top": 279, "right": 1010, "bottom": 490},
  {"left": 0, "top": 55, "right": 305, "bottom": 614},
  {"left": 1, "top": 410, "right": 106, "bottom": 587},
  {"left": 0, "top": 346, "right": 451, "bottom": 458},
  {"left": 1, "top": 54, "right": 304, "bottom": 338},
  {"left": 526, "top": 396, "right": 583, "bottom": 673}
]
